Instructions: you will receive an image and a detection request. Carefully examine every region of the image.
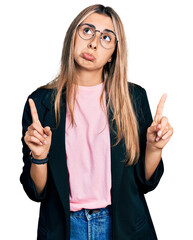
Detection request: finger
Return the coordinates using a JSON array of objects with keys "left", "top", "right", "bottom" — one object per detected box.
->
[
  {"left": 29, "top": 129, "right": 47, "bottom": 145},
  {"left": 29, "top": 98, "right": 40, "bottom": 123},
  {"left": 154, "top": 94, "right": 167, "bottom": 122},
  {"left": 156, "top": 117, "right": 168, "bottom": 138},
  {"left": 28, "top": 122, "right": 44, "bottom": 136},
  {"left": 156, "top": 123, "right": 171, "bottom": 142},
  {"left": 27, "top": 135, "right": 43, "bottom": 145},
  {"left": 43, "top": 126, "right": 52, "bottom": 137},
  {"left": 155, "top": 136, "right": 160, "bottom": 142},
  {"left": 161, "top": 127, "right": 174, "bottom": 140},
  {"left": 147, "top": 124, "right": 158, "bottom": 134}
]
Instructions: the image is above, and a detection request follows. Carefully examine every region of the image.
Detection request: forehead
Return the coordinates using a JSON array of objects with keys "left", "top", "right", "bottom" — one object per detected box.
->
[{"left": 81, "top": 13, "right": 114, "bottom": 32}]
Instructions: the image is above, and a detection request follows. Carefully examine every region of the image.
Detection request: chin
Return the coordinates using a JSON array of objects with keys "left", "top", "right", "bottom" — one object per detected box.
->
[{"left": 75, "top": 58, "right": 97, "bottom": 70}]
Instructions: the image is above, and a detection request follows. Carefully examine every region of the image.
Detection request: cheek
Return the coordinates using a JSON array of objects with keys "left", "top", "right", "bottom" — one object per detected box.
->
[
  {"left": 73, "top": 45, "right": 79, "bottom": 62},
  {"left": 97, "top": 49, "right": 114, "bottom": 65},
  {"left": 74, "top": 39, "right": 86, "bottom": 61}
]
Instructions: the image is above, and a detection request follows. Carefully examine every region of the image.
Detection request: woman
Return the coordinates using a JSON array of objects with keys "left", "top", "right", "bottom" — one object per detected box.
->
[{"left": 20, "top": 4, "right": 173, "bottom": 240}]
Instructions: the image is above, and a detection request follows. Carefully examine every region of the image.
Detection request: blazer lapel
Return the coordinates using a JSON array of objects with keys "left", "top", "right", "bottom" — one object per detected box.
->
[
  {"left": 107, "top": 98, "right": 126, "bottom": 208},
  {"left": 42, "top": 89, "right": 70, "bottom": 221}
]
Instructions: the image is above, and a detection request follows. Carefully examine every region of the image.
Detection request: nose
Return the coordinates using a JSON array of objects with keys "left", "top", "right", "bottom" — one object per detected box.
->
[{"left": 87, "top": 31, "right": 101, "bottom": 50}]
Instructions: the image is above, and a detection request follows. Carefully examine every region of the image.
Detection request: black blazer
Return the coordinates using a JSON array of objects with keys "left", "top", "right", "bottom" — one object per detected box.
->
[{"left": 20, "top": 82, "right": 164, "bottom": 240}]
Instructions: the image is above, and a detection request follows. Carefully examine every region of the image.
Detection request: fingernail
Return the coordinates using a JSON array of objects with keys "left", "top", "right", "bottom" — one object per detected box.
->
[
  {"left": 157, "top": 124, "right": 161, "bottom": 129},
  {"left": 40, "top": 142, "right": 43, "bottom": 145},
  {"left": 158, "top": 131, "right": 162, "bottom": 137},
  {"left": 162, "top": 135, "right": 166, "bottom": 140},
  {"left": 44, "top": 140, "right": 47, "bottom": 144},
  {"left": 43, "top": 134, "right": 47, "bottom": 138},
  {"left": 156, "top": 137, "right": 160, "bottom": 141}
]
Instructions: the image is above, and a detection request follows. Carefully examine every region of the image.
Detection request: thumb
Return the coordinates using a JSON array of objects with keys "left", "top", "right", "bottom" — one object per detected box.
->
[
  {"left": 147, "top": 124, "right": 159, "bottom": 134},
  {"left": 43, "top": 126, "right": 52, "bottom": 136}
]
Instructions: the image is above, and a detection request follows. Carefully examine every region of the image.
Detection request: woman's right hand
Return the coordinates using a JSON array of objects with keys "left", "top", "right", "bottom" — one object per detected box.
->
[{"left": 24, "top": 98, "right": 52, "bottom": 160}]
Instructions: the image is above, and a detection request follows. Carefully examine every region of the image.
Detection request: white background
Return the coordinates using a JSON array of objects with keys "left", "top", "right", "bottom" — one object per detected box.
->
[{"left": 1, "top": 0, "right": 193, "bottom": 239}]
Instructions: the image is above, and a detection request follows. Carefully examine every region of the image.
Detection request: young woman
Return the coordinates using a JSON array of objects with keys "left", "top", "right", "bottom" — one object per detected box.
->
[{"left": 20, "top": 4, "right": 173, "bottom": 240}]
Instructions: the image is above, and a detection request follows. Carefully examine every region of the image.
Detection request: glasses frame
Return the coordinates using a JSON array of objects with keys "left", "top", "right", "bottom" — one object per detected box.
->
[{"left": 77, "top": 23, "right": 118, "bottom": 49}]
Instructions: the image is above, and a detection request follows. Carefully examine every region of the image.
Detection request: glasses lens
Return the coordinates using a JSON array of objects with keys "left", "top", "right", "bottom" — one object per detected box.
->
[
  {"left": 78, "top": 24, "right": 117, "bottom": 49},
  {"left": 101, "top": 31, "right": 116, "bottom": 49},
  {"left": 78, "top": 24, "right": 94, "bottom": 40}
]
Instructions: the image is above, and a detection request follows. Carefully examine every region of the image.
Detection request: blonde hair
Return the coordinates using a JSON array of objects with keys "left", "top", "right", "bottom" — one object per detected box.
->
[{"left": 39, "top": 4, "right": 140, "bottom": 166}]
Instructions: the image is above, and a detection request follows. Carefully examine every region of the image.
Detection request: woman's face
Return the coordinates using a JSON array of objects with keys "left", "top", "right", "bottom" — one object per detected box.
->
[{"left": 74, "top": 13, "right": 116, "bottom": 72}]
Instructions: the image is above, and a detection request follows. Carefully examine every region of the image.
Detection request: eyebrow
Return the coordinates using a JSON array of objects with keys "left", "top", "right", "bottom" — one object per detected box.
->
[{"left": 83, "top": 23, "right": 116, "bottom": 35}]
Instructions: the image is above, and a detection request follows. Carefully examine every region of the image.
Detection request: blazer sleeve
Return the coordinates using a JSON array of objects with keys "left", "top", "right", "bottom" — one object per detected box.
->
[
  {"left": 134, "top": 87, "right": 164, "bottom": 194},
  {"left": 19, "top": 95, "right": 48, "bottom": 202}
]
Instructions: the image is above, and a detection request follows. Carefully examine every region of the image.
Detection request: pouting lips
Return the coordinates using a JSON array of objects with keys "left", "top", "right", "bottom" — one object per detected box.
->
[{"left": 82, "top": 52, "right": 95, "bottom": 61}]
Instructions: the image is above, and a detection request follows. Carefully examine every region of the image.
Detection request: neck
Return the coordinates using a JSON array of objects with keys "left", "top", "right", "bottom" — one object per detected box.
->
[{"left": 75, "top": 67, "right": 103, "bottom": 87}]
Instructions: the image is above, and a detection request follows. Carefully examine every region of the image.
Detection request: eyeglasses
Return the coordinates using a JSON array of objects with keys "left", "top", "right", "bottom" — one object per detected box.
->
[{"left": 77, "top": 23, "right": 118, "bottom": 49}]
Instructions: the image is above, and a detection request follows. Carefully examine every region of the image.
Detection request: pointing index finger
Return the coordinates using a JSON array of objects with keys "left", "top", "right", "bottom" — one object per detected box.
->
[
  {"left": 154, "top": 93, "right": 167, "bottom": 122},
  {"left": 29, "top": 98, "right": 40, "bottom": 123}
]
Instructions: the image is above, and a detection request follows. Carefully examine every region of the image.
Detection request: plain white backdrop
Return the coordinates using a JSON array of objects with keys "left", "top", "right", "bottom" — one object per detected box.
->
[{"left": 0, "top": 0, "right": 192, "bottom": 239}]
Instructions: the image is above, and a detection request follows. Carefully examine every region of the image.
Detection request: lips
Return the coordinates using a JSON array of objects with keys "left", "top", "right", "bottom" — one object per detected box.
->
[{"left": 82, "top": 52, "right": 95, "bottom": 61}]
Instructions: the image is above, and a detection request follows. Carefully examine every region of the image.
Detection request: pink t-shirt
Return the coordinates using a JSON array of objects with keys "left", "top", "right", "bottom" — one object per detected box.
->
[{"left": 65, "top": 82, "right": 112, "bottom": 212}]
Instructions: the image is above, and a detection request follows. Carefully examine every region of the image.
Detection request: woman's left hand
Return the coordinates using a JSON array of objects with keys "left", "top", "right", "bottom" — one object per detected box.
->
[{"left": 146, "top": 94, "right": 174, "bottom": 150}]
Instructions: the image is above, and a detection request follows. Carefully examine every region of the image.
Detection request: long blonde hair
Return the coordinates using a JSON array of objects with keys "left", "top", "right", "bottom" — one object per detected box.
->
[{"left": 39, "top": 4, "right": 140, "bottom": 166}]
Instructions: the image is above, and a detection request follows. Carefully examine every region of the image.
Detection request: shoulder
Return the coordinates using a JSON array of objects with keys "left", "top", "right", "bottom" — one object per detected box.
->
[
  {"left": 27, "top": 87, "right": 56, "bottom": 110},
  {"left": 127, "top": 82, "right": 152, "bottom": 124},
  {"left": 22, "top": 87, "right": 56, "bottom": 128},
  {"left": 29, "top": 87, "right": 55, "bottom": 102},
  {"left": 127, "top": 81, "right": 147, "bottom": 102},
  {"left": 22, "top": 87, "right": 55, "bottom": 119}
]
